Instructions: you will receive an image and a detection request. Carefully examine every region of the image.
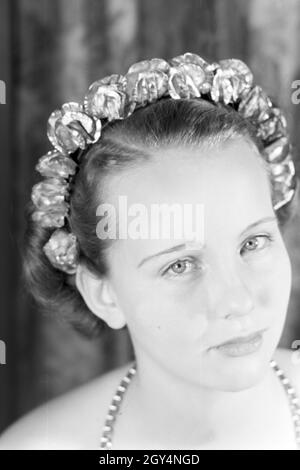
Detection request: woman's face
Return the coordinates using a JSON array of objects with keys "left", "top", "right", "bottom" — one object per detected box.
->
[{"left": 104, "top": 137, "right": 292, "bottom": 391}]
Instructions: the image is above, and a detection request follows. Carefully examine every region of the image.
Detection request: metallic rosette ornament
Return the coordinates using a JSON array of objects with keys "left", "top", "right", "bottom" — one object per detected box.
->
[
  {"left": 238, "top": 85, "right": 273, "bottom": 121},
  {"left": 29, "top": 52, "right": 297, "bottom": 275},
  {"left": 31, "top": 149, "right": 78, "bottom": 229},
  {"left": 47, "top": 102, "right": 101, "bottom": 154},
  {"left": 236, "top": 83, "right": 296, "bottom": 210},
  {"left": 84, "top": 74, "right": 136, "bottom": 121},
  {"left": 31, "top": 177, "right": 69, "bottom": 215},
  {"left": 43, "top": 229, "right": 78, "bottom": 275},
  {"left": 125, "top": 58, "right": 170, "bottom": 108},
  {"left": 168, "top": 53, "right": 211, "bottom": 99},
  {"left": 263, "top": 136, "right": 296, "bottom": 210},
  {"left": 257, "top": 107, "right": 288, "bottom": 143},
  {"left": 31, "top": 149, "right": 79, "bottom": 273},
  {"left": 36, "top": 149, "right": 78, "bottom": 179},
  {"left": 209, "top": 59, "right": 254, "bottom": 104}
]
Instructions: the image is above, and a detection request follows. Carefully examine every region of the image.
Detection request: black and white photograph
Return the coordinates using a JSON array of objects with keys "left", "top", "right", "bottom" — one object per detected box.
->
[{"left": 0, "top": 0, "right": 300, "bottom": 452}]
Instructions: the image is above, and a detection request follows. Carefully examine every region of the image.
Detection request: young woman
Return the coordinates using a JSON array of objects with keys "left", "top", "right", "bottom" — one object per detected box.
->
[{"left": 1, "top": 53, "right": 299, "bottom": 450}]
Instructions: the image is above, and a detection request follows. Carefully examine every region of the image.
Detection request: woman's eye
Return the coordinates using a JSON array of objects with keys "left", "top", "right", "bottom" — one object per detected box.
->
[
  {"left": 241, "top": 234, "right": 274, "bottom": 255},
  {"left": 162, "top": 259, "right": 200, "bottom": 277}
]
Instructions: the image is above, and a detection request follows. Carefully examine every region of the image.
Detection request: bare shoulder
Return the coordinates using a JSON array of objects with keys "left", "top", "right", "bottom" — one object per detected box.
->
[
  {"left": 0, "top": 361, "right": 133, "bottom": 450},
  {"left": 273, "top": 346, "right": 300, "bottom": 395}
]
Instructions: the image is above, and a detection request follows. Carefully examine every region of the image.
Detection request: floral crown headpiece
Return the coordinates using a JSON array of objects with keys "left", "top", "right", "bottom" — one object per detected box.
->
[{"left": 30, "top": 52, "right": 297, "bottom": 275}]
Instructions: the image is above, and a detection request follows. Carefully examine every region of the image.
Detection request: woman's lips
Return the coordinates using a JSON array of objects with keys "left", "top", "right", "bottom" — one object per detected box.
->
[{"left": 210, "top": 329, "right": 267, "bottom": 357}]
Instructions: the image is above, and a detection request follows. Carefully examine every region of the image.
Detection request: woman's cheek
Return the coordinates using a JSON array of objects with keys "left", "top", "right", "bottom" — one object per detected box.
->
[
  {"left": 127, "top": 291, "right": 201, "bottom": 346},
  {"left": 254, "top": 247, "right": 292, "bottom": 323}
]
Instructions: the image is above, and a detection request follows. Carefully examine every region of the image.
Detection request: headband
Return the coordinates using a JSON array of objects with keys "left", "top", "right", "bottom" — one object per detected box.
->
[{"left": 30, "top": 52, "right": 297, "bottom": 274}]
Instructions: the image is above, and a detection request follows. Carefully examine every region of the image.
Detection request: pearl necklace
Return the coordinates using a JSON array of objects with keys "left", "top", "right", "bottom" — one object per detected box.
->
[{"left": 99, "top": 359, "right": 300, "bottom": 450}]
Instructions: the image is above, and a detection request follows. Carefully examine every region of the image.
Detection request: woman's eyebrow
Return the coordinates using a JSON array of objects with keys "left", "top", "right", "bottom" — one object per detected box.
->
[
  {"left": 239, "top": 216, "right": 278, "bottom": 237},
  {"left": 137, "top": 216, "right": 277, "bottom": 268},
  {"left": 137, "top": 242, "right": 204, "bottom": 268}
]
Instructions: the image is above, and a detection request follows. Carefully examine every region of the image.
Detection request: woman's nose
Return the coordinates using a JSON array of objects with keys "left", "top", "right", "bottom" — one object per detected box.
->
[
  {"left": 220, "top": 285, "right": 255, "bottom": 320},
  {"left": 210, "top": 269, "right": 255, "bottom": 321}
]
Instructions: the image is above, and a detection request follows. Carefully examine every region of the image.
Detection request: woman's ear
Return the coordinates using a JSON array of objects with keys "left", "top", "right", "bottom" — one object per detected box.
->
[{"left": 75, "top": 264, "right": 127, "bottom": 329}]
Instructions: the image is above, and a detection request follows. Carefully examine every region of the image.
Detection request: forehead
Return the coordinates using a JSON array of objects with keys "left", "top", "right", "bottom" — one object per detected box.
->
[
  {"left": 106, "top": 138, "right": 271, "bottom": 211},
  {"left": 100, "top": 139, "right": 275, "bottom": 258}
]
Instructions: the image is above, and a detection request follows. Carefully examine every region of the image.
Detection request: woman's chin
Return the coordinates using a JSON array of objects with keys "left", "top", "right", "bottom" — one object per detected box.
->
[{"left": 207, "top": 345, "right": 272, "bottom": 392}]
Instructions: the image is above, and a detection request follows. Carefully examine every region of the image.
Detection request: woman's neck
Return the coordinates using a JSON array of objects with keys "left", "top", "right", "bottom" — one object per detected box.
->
[{"left": 123, "top": 355, "right": 277, "bottom": 447}]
